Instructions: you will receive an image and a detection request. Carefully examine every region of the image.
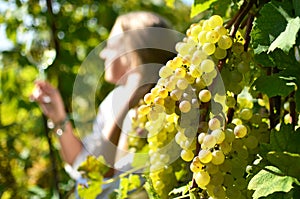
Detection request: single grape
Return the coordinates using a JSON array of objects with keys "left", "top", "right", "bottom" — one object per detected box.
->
[
  {"left": 211, "top": 129, "right": 225, "bottom": 144},
  {"left": 181, "top": 149, "right": 194, "bottom": 162},
  {"left": 177, "top": 78, "right": 189, "bottom": 90},
  {"left": 202, "top": 42, "right": 216, "bottom": 55},
  {"left": 237, "top": 61, "right": 250, "bottom": 73},
  {"left": 239, "top": 108, "right": 252, "bottom": 120},
  {"left": 234, "top": 124, "right": 247, "bottom": 138},
  {"left": 214, "top": 47, "right": 227, "bottom": 59},
  {"left": 194, "top": 171, "right": 211, "bottom": 187},
  {"left": 206, "top": 30, "right": 220, "bottom": 43},
  {"left": 202, "top": 134, "right": 217, "bottom": 149},
  {"left": 198, "top": 149, "right": 213, "bottom": 163},
  {"left": 198, "top": 89, "right": 212, "bottom": 103},
  {"left": 218, "top": 35, "right": 232, "bottom": 49},
  {"left": 138, "top": 104, "right": 151, "bottom": 115},
  {"left": 208, "top": 117, "right": 221, "bottom": 130},
  {"left": 200, "top": 59, "right": 215, "bottom": 73},
  {"left": 208, "top": 15, "right": 223, "bottom": 28},
  {"left": 159, "top": 66, "right": 173, "bottom": 78},
  {"left": 211, "top": 150, "right": 225, "bottom": 165},
  {"left": 179, "top": 100, "right": 192, "bottom": 113}
]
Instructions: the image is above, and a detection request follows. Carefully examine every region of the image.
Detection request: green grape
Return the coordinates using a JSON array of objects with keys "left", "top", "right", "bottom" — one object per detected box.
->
[
  {"left": 234, "top": 178, "right": 247, "bottom": 190},
  {"left": 202, "top": 134, "right": 217, "bottom": 149},
  {"left": 231, "top": 70, "right": 243, "bottom": 83},
  {"left": 137, "top": 104, "right": 151, "bottom": 115},
  {"left": 198, "top": 31, "right": 208, "bottom": 44},
  {"left": 234, "top": 124, "right": 247, "bottom": 138},
  {"left": 224, "top": 128, "right": 235, "bottom": 143},
  {"left": 194, "top": 171, "right": 211, "bottom": 187},
  {"left": 198, "top": 132, "right": 206, "bottom": 144},
  {"left": 190, "top": 156, "right": 203, "bottom": 172},
  {"left": 219, "top": 141, "right": 232, "bottom": 154},
  {"left": 174, "top": 67, "right": 186, "bottom": 78},
  {"left": 159, "top": 65, "right": 173, "bottom": 78},
  {"left": 214, "top": 47, "right": 227, "bottom": 59},
  {"left": 209, "top": 171, "right": 224, "bottom": 186},
  {"left": 181, "top": 149, "right": 194, "bottom": 162},
  {"left": 205, "top": 163, "right": 219, "bottom": 174},
  {"left": 198, "top": 149, "right": 213, "bottom": 163},
  {"left": 237, "top": 61, "right": 250, "bottom": 73},
  {"left": 239, "top": 108, "right": 253, "bottom": 120},
  {"left": 202, "top": 42, "right": 216, "bottom": 55},
  {"left": 225, "top": 96, "right": 236, "bottom": 108},
  {"left": 213, "top": 186, "right": 226, "bottom": 199},
  {"left": 208, "top": 118, "right": 221, "bottom": 130},
  {"left": 208, "top": 15, "right": 223, "bottom": 28},
  {"left": 211, "top": 150, "right": 225, "bottom": 165},
  {"left": 198, "top": 89, "right": 211, "bottom": 103},
  {"left": 211, "top": 129, "right": 225, "bottom": 144},
  {"left": 176, "top": 78, "right": 189, "bottom": 90},
  {"left": 226, "top": 186, "right": 242, "bottom": 199},
  {"left": 223, "top": 174, "right": 234, "bottom": 187},
  {"left": 200, "top": 59, "right": 215, "bottom": 73},
  {"left": 218, "top": 35, "right": 232, "bottom": 49},
  {"left": 214, "top": 26, "right": 227, "bottom": 35},
  {"left": 179, "top": 100, "right": 191, "bottom": 113},
  {"left": 206, "top": 30, "right": 220, "bottom": 43},
  {"left": 244, "top": 135, "right": 258, "bottom": 149},
  {"left": 170, "top": 89, "right": 183, "bottom": 101}
]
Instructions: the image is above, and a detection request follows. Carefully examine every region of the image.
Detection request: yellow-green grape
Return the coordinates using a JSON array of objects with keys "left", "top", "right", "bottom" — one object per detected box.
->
[
  {"left": 218, "top": 35, "right": 232, "bottom": 49},
  {"left": 205, "top": 163, "right": 219, "bottom": 174},
  {"left": 232, "top": 118, "right": 242, "bottom": 125},
  {"left": 181, "top": 149, "right": 194, "bottom": 162},
  {"left": 175, "top": 67, "right": 186, "bottom": 78},
  {"left": 198, "top": 132, "right": 206, "bottom": 144},
  {"left": 215, "top": 26, "right": 227, "bottom": 35},
  {"left": 194, "top": 171, "right": 211, "bottom": 187},
  {"left": 154, "top": 96, "right": 164, "bottom": 106},
  {"left": 158, "top": 88, "right": 168, "bottom": 98},
  {"left": 208, "top": 15, "right": 223, "bottom": 28},
  {"left": 198, "top": 89, "right": 212, "bottom": 103},
  {"left": 190, "top": 65, "right": 202, "bottom": 78},
  {"left": 179, "top": 100, "right": 191, "bottom": 113},
  {"left": 198, "top": 149, "right": 213, "bottom": 163},
  {"left": 176, "top": 78, "right": 189, "bottom": 90},
  {"left": 200, "top": 59, "right": 215, "bottom": 73},
  {"left": 208, "top": 118, "right": 221, "bottom": 131},
  {"left": 190, "top": 24, "right": 202, "bottom": 38},
  {"left": 198, "top": 31, "right": 208, "bottom": 44},
  {"left": 202, "top": 134, "right": 217, "bottom": 149},
  {"left": 211, "top": 150, "right": 225, "bottom": 165},
  {"left": 202, "top": 42, "right": 216, "bottom": 55},
  {"left": 144, "top": 93, "right": 155, "bottom": 104},
  {"left": 190, "top": 156, "right": 203, "bottom": 172},
  {"left": 206, "top": 30, "right": 220, "bottom": 43},
  {"left": 219, "top": 141, "right": 232, "bottom": 154},
  {"left": 159, "top": 65, "right": 173, "bottom": 78},
  {"left": 224, "top": 128, "right": 235, "bottom": 143},
  {"left": 244, "top": 135, "right": 259, "bottom": 149},
  {"left": 211, "top": 129, "right": 225, "bottom": 144},
  {"left": 234, "top": 124, "right": 247, "bottom": 138},
  {"left": 213, "top": 186, "right": 226, "bottom": 199},
  {"left": 138, "top": 104, "right": 151, "bottom": 115},
  {"left": 210, "top": 171, "right": 224, "bottom": 186},
  {"left": 237, "top": 61, "right": 250, "bottom": 73},
  {"left": 225, "top": 96, "right": 236, "bottom": 108},
  {"left": 170, "top": 89, "right": 183, "bottom": 101},
  {"left": 214, "top": 47, "right": 227, "bottom": 60},
  {"left": 192, "top": 50, "right": 206, "bottom": 66},
  {"left": 239, "top": 108, "right": 252, "bottom": 120}
]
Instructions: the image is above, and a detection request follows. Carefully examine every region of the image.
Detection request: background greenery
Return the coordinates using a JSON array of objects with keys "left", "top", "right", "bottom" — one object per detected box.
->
[{"left": 0, "top": 0, "right": 190, "bottom": 198}]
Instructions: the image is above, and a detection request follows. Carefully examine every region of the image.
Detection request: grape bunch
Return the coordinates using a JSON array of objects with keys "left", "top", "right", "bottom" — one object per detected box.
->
[{"left": 130, "top": 15, "right": 266, "bottom": 198}]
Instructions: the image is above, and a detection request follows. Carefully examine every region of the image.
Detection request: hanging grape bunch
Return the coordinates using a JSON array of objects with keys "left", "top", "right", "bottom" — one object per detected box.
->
[{"left": 128, "top": 14, "right": 272, "bottom": 199}]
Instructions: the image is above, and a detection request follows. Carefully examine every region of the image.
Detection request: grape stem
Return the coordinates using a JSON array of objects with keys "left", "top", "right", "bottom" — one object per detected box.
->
[{"left": 289, "top": 91, "right": 297, "bottom": 128}]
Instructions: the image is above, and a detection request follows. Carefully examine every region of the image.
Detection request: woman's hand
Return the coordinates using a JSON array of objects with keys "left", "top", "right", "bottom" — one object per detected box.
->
[{"left": 31, "top": 81, "right": 67, "bottom": 124}]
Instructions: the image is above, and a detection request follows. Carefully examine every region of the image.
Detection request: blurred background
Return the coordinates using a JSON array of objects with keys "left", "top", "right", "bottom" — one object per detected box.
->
[{"left": 0, "top": 0, "right": 192, "bottom": 198}]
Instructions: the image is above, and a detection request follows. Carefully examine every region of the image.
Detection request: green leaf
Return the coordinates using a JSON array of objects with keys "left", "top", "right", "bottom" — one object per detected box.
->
[
  {"left": 268, "top": 17, "right": 300, "bottom": 53},
  {"left": 248, "top": 166, "right": 295, "bottom": 199},
  {"left": 268, "top": 124, "right": 300, "bottom": 154},
  {"left": 169, "top": 183, "right": 190, "bottom": 196},
  {"left": 190, "top": 0, "right": 218, "bottom": 18},
  {"left": 128, "top": 174, "right": 141, "bottom": 191},
  {"left": 143, "top": 176, "right": 160, "bottom": 199},
  {"left": 267, "top": 151, "right": 300, "bottom": 180},
  {"left": 252, "top": 74, "right": 294, "bottom": 98},
  {"left": 251, "top": 1, "right": 294, "bottom": 53}
]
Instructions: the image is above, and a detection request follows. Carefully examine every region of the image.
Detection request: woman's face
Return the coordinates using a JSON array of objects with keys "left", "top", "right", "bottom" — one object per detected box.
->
[{"left": 100, "top": 26, "right": 130, "bottom": 85}]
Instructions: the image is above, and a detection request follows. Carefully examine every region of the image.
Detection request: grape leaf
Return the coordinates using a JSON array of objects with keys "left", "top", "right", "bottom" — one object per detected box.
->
[
  {"left": 268, "top": 17, "right": 300, "bottom": 53},
  {"left": 264, "top": 124, "right": 300, "bottom": 154},
  {"left": 190, "top": 0, "right": 218, "bottom": 18},
  {"left": 252, "top": 74, "right": 294, "bottom": 98},
  {"left": 164, "top": 0, "right": 175, "bottom": 8},
  {"left": 248, "top": 166, "right": 296, "bottom": 199},
  {"left": 267, "top": 151, "right": 300, "bottom": 180},
  {"left": 251, "top": 1, "right": 292, "bottom": 53}
]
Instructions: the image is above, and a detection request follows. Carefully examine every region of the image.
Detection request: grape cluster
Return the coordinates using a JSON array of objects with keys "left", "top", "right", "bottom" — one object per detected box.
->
[{"left": 131, "top": 15, "right": 266, "bottom": 198}]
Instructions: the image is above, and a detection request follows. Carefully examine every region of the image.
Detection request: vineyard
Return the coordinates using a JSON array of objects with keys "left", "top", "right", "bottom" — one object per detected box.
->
[{"left": 1, "top": 0, "right": 300, "bottom": 198}]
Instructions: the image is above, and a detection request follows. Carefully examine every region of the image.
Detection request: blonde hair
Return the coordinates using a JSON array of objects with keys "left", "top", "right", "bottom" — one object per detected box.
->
[{"left": 113, "top": 11, "right": 177, "bottom": 67}]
